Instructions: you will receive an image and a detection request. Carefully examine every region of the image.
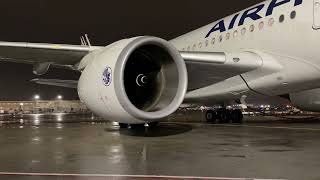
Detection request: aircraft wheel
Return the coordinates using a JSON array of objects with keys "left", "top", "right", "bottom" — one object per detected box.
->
[
  {"left": 205, "top": 110, "right": 217, "bottom": 123},
  {"left": 129, "top": 124, "right": 145, "bottom": 129},
  {"left": 119, "top": 123, "right": 129, "bottom": 128},
  {"left": 147, "top": 121, "right": 159, "bottom": 128},
  {"left": 217, "top": 109, "right": 230, "bottom": 123},
  {"left": 231, "top": 109, "right": 243, "bottom": 123}
]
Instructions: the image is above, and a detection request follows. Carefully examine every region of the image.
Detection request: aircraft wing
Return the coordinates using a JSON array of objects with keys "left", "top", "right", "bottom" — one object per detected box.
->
[
  {"left": 30, "top": 78, "right": 78, "bottom": 88},
  {"left": 27, "top": 51, "right": 263, "bottom": 91},
  {"left": 0, "top": 41, "right": 101, "bottom": 67},
  {"left": 0, "top": 41, "right": 263, "bottom": 90}
]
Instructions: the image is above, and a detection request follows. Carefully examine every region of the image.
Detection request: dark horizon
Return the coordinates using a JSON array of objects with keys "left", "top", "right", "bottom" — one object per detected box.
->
[{"left": 0, "top": 0, "right": 262, "bottom": 100}]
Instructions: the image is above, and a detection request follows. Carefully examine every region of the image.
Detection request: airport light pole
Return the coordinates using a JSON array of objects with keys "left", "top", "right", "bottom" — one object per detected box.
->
[
  {"left": 57, "top": 95, "right": 63, "bottom": 112},
  {"left": 19, "top": 103, "right": 24, "bottom": 113},
  {"left": 34, "top": 95, "right": 40, "bottom": 100},
  {"left": 34, "top": 95, "right": 40, "bottom": 114}
]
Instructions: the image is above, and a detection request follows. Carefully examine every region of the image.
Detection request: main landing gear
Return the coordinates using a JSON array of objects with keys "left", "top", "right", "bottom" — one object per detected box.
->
[
  {"left": 205, "top": 109, "right": 243, "bottom": 124},
  {"left": 118, "top": 122, "right": 159, "bottom": 129}
]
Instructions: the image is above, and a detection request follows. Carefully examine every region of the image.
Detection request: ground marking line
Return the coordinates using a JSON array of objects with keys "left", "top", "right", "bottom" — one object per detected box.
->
[
  {"left": 0, "top": 172, "right": 285, "bottom": 180},
  {"left": 165, "top": 122, "right": 320, "bottom": 131},
  {"left": 217, "top": 124, "right": 320, "bottom": 131}
]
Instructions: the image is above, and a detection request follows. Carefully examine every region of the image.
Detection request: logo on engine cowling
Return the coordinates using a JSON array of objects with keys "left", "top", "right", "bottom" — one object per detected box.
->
[{"left": 102, "top": 67, "right": 112, "bottom": 86}]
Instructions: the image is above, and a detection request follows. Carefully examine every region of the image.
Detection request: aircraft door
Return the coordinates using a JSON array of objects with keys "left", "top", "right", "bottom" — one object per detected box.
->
[{"left": 313, "top": 0, "right": 320, "bottom": 29}]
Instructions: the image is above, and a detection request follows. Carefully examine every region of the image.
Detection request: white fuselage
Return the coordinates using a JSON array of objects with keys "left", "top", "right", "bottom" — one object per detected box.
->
[
  {"left": 78, "top": 0, "right": 320, "bottom": 124},
  {"left": 170, "top": 0, "right": 320, "bottom": 105}
]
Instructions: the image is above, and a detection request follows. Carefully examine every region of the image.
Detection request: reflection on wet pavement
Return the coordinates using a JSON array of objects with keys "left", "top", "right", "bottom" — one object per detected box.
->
[
  {"left": 117, "top": 123, "right": 192, "bottom": 137},
  {"left": 0, "top": 113, "right": 320, "bottom": 180},
  {"left": 0, "top": 113, "right": 102, "bottom": 125},
  {"left": 0, "top": 173, "right": 278, "bottom": 180}
]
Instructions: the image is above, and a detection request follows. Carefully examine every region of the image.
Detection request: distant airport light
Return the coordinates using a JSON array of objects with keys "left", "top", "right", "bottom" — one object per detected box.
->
[
  {"left": 19, "top": 103, "right": 24, "bottom": 106},
  {"left": 57, "top": 95, "right": 63, "bottom": 100},
  {"left": 34, "top": 95, "right": 40, "bottom": 100}
]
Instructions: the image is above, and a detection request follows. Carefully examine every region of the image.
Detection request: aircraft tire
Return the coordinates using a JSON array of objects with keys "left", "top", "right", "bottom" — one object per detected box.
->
[
  {"left": 205, "top": 110, "right": 217, "bottom": 123},
  {"left": 129, "top": 124, "right": 145, "bottom": 129},
  {"left": 147, "top": 121, "right": 159, "bottom": 128},
  {"left": 231, "top": 109, "right": 243, "bottom": 123},
  {"left": 217, "top": 109, "right": 231, "bottom": 123},
  {"left": 119, "top": 123, "right": 129, "bottom": 128}
]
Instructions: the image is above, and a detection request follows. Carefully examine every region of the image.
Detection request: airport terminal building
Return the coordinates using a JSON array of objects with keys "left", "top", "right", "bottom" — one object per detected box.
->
[{"left": 0, "top": 100, "right": 89, "bottom": 114}]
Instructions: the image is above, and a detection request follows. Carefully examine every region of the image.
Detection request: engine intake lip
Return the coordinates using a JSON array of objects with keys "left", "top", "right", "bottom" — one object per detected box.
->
[{"left": 114, "top": 36, "right": 188, "bottom": 120}]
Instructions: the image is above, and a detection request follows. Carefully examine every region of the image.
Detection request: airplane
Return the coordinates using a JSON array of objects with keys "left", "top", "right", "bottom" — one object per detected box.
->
[{"left": 0, "top": 0, "right": 319, "bottom": 128}]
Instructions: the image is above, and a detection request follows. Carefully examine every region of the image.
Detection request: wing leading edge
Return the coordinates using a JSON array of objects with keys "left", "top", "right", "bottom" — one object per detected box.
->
[{"left": 0, "top": 41, "right": 101, "bottom": 65}]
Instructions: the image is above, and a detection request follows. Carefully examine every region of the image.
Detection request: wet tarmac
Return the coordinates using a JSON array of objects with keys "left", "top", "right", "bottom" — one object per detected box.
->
[{"left": 0, "top": 113, "right": 320, "bottom": 180}]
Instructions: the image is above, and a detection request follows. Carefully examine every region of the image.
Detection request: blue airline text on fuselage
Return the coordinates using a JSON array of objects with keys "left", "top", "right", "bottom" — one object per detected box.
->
[{"left": 205, "top": 0, "right": 303, "bottom": 38}]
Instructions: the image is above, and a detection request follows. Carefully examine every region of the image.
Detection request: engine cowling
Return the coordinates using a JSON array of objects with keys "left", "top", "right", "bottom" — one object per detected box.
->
[
  {"left": 290, "top": 88, "right": 320, "bottom": 112},
  {"left": 78, "top": 36, "right": 188, "bottom": 124}
]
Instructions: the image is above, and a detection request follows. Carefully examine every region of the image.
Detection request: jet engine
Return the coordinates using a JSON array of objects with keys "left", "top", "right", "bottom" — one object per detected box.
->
[
  {"left": 77, "top": 36, "right": 188, "bottom": 124},
  {"left": 290, "top": 88, "right": 320, "bottom": 112}
]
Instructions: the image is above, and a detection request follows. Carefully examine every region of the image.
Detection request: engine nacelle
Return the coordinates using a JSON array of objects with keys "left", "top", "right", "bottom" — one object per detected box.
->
[
  {"left": 290, "top": 88, "right": 320, "bottom": 112},
  {"left": 78, "top": 36, "right": 188, "bottom": 124}
]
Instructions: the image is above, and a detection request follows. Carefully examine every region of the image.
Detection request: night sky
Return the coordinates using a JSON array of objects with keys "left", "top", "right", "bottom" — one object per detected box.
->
[{"left": 0, "top": 0, "right": 262, "bottom": 100}]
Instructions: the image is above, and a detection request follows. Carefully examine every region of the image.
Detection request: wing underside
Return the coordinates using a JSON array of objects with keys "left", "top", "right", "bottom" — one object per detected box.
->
[
  {"left": 181, "top": 51, "right": 263, "bottom": 90},
  {"left": 31, "top": 78, "right": 78, "bottom": 88}
]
